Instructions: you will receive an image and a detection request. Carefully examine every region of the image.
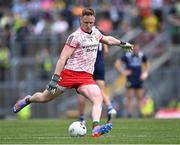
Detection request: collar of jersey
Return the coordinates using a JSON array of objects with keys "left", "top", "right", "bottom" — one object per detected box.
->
[{"left": 80, "top": 27, "right": 92, "bottom": 34}]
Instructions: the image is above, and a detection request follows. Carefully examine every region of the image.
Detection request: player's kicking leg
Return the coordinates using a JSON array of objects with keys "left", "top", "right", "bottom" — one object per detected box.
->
[
  {"left": 13, "top": 95, "right": 31, "bottom": 113},
  {"left": 13, "top": 89, "right": 61, "bottom": 113}
]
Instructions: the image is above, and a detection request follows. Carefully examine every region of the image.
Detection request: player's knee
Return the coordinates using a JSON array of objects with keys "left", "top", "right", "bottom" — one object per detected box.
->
[{"left": 94, "top": 95, "right": 103, "bottom": 104}]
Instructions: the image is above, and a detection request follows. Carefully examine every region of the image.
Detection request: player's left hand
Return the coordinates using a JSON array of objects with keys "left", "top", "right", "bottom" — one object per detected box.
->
[{"left": 120, "top": 42, "right": 133, "bottom": 52}]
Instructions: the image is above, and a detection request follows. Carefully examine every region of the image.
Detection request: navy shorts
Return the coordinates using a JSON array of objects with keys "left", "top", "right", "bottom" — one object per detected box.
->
[
  {"left": 126, "top": 80, "right": 143, "bottom": 89},
  {"left": 93, "top": 63, "right": 105, "bottom": 80}
]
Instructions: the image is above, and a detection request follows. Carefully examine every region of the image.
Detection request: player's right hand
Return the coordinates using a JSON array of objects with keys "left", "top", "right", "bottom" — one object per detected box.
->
[{"left": 46, "top": 74, "right": 61, "bottom": 94}]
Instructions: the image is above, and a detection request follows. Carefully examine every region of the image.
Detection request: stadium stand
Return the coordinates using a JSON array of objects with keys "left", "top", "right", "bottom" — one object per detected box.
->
[{"left": 0, "top": 0, "right": 180, "bottom": 118}]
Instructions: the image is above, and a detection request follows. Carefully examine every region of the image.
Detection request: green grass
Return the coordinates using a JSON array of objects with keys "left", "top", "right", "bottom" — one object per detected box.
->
[{"left": 0, "top": 118, "right": 180, "bottom": 144}]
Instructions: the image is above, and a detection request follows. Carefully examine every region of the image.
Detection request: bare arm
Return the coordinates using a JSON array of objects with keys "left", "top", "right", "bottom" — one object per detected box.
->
[
  {"left": 114, "top": 59, "right": 131, "bottom": 76},
  {"left": 100, "top": 35, "right": 121, "bottom": 46},
  {"left": 142, "top": 62, "right": 150, "bottom": 73},
  {"left": 54, "top": 45, "right": 75, "bottom": 75},
  {"left": 100, "top": 35, "right": 133, "bottom": 51},
  {"left": 114, "top": 59, "right": 124, "bottom": 73},
  {"left": 140, "top": 62, "right": 150, "bottom": 80},
  {"left": 46, "top": 45, "right": 75, "bottom": 94}
]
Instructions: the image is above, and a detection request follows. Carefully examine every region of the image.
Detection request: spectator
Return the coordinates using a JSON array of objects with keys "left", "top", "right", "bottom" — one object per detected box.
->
[
  {"left": 34, "top": 12, "right": 52, "bottom": 35},
  {"left": 140, "top": 94, "right": 154, "bottom": 118},
  {"left": 151, "top": 0, "right": 163, "bottom": 23},
  {"left": 0, "top": 42, "right": 10, "bottom": 81},
  {"left": 15, "top": 19, "right": 29, "bottom": 56},
  {"left": 51, "top": 14, "right": 69, "bottom": 34},
  {"left": 36, "top": 47, "right": 53, "bottom": 80},
  {"left": 142, "top": 9, "right": 160, "bottom": 41},
  {"left": 109, "top": 5, "right": 121, "bottom": 30},
  {"left": 167, "top": 0, "right": 180, "bottom": 45}
]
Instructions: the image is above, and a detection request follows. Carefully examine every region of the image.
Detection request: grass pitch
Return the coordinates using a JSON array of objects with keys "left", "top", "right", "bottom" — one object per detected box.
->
[{"left": 0, "top": 118, "right": 180, "bottom": 144}]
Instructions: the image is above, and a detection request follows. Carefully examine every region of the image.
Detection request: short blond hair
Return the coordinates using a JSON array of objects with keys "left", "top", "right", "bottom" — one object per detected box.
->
[{"left": 82, "top": 8, "right": 96, "bottom": 16}]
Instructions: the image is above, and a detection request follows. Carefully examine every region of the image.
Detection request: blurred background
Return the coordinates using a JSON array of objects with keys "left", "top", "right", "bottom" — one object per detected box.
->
[{"left": 0, "top": 0, "right": 180, "bottom": 120}]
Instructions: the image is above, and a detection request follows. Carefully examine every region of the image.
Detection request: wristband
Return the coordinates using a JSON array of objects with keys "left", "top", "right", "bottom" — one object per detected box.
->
[
  {"left": 52, "top": 74, "right": 60, "bottom": 82},
  {"left": 120, "top": 41, "right": 126, "bottom": 45}
]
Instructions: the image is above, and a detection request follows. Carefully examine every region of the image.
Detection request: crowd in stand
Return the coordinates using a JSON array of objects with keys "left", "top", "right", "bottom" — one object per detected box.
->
[{"left": 0, "top": 0, "right": 180, "bottom": 81}]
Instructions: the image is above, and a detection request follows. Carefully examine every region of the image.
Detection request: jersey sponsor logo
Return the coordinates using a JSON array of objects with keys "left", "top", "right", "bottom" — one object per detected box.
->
[
  {"left": 87, "top": 48, "right": 97, "bottom": 52},
  {"left": 82, "top": 44, "right": 99, "bottom": 52},
  {"left": 82, "top": 44, "right": 99, "bottom": 49}
]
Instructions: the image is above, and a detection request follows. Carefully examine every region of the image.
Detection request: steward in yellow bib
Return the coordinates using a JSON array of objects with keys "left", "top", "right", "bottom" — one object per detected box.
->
[{"left": 0, "top": 43, "right": 10, "bottom": 81}]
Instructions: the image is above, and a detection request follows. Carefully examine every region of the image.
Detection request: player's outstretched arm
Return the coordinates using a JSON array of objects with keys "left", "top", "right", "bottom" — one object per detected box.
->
[{"left": 100, "top": 36, "right": 133, "bottom": 52}]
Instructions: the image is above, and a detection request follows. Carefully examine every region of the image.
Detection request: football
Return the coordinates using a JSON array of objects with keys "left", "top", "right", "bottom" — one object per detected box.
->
[{"left": 68, "top": 121, "right": 87, "bottom": 137}]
